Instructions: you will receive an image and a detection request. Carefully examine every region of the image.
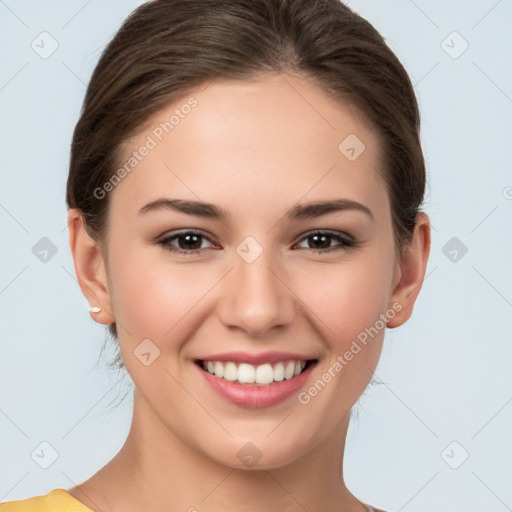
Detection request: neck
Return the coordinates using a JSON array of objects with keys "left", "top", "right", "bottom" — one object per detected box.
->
[{"left": 74, "top": 389, "right": 367, "bottom": 512}]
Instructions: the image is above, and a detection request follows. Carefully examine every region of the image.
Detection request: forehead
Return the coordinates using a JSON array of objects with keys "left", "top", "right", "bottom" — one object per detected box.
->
[{"left": 110, "top": 73, "right": 388, "bottom": 220}]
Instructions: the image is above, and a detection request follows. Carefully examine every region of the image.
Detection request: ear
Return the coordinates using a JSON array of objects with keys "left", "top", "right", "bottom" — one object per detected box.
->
[
  {"left": 387, "top": 212, "right": 431, "bottom": 328},
  {"left": 67, "top": 208, "right": 115, "bottom": 325}
]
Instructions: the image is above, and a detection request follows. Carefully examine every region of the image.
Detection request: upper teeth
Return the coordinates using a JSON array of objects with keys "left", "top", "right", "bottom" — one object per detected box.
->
[{"left": 201, "top": 360, "right": 307, "bottom": 386}]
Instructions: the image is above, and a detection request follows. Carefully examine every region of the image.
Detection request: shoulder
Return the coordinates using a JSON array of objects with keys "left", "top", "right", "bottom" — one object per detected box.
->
[{"left": 0, "top": 489, "right": 92, "bottom": 512}]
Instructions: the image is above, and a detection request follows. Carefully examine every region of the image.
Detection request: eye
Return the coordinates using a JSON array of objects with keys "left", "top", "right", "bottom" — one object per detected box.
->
[
  {"left": 157, "top": 229, "right": 356, "bottom": 256},
  {"left": 157, "top": 230, "right": 217, "bottom": 255},
  {"left": 295, "top": 230, "right": 356, "bottom": 253}
]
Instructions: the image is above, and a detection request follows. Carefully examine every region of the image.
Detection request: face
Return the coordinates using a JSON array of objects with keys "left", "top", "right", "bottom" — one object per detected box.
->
[{"left": 89, "top": 73, "right": 404, "bottom": 469}]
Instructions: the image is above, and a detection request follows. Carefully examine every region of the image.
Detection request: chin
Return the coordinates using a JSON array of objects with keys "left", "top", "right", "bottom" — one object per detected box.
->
[{"left": 203, "top": 434, "right": 313, "bottom": 472}]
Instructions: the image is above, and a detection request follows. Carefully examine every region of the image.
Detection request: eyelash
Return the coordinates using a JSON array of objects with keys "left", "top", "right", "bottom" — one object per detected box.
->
[{"left": 157, "top": 229, "right": 356, "bottom": 256}]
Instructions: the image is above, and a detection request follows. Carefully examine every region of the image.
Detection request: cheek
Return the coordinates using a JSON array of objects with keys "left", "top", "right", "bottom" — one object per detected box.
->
[
  {"left": 107, "top": 259, "right": 212, "bottom": 392},
  {"left": 291, "top": 260, "right": 393, "bottom": 415},
  {"left": 111, "top": 259, "right": 205, "bottom": 335},
  {"left": 295, "top": 252, "right": 395, "bottom": 345},
  {"left": 107, "top": 243, "right": 222, "bottom": 369}
]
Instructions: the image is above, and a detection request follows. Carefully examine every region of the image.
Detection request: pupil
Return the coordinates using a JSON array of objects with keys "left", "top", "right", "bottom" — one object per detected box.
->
[
  {"left": 311, "top": 234, "right": 329, "bottom": 249},
  {"left": 181, "top": 234, "right": 200, "bottom": 250}
]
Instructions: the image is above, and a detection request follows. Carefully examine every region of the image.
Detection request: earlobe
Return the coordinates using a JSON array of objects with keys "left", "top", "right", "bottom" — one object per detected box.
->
[
  {"left": 387, "top": 212, "right": 431, "bottom": 328},
  {"left": 67, "top": 208, "right": 115, "bottom": 325}
]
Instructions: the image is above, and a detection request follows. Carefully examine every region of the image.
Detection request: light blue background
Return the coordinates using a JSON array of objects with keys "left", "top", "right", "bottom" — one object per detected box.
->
[{"left": 1, "top": 1, "right": 511, "bottom": 511}]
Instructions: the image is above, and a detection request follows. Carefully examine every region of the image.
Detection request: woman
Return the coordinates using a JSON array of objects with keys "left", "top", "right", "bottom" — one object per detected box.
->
[{"left": 0, "top": 0, "right": 430, "bottom": 510}]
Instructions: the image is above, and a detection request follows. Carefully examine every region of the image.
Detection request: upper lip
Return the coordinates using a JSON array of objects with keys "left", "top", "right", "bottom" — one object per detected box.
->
[{"left": 195, "top": 351, "right": 318, "bottom": 366}]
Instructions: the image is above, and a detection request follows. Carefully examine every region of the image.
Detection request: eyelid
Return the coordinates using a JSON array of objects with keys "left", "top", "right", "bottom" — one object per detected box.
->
[
  {"left": 294, "top": 229, "right": 354, "bottom": 244},
  {"left": 158, "top": 228, "right": 213, "bottom": 241}
]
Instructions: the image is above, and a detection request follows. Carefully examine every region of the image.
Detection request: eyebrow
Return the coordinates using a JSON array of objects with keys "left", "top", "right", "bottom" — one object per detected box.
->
[{"left": 138, "top": 198, "right": 374, "bottom": 221}]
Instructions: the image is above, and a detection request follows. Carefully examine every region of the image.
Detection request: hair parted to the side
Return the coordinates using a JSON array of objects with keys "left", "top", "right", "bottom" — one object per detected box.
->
[{"left": 66, "top": 0, "right": 426, "bottom": 367}]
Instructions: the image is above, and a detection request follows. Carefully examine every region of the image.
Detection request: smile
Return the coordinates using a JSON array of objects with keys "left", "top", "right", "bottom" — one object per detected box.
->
[{"left": 197, "top": 359, "right": 315, "bottom": 386}]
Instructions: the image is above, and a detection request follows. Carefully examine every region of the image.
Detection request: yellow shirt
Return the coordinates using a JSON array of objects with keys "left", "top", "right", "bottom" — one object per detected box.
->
[
  {"left": 0, "top": 489, "right": 93, "bottom": 512},
  {"left": 0, "top": 489, "right": 387, "bottom": 512}
]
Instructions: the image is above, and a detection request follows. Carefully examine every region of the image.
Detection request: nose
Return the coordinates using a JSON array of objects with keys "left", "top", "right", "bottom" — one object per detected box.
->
[{"left": 216, "top": 247, "right": 296, "bottom": 337}]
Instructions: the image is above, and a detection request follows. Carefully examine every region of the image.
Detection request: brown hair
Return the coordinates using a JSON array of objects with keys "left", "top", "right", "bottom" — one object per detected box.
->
[{"left": 67, "top": 0, "right": 426, "bottom": 360}]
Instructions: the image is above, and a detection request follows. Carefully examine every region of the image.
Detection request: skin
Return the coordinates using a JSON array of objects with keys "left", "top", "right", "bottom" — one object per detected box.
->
[{"left": 66, "top": 72, "right": 430, "bottom": 512}]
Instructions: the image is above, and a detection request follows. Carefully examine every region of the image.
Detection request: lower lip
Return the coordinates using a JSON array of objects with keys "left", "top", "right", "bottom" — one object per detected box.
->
[{"left": 196, "top": 362, "right": 316, "bottom": 408}]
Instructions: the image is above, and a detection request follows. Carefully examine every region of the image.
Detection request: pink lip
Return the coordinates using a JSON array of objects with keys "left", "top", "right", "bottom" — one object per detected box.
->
[
  {"left": 196, "top": 351, "right": 315, "bottom": 366},
  {"left": 194, "top": 359, "right": 317, "bottom": 408}
]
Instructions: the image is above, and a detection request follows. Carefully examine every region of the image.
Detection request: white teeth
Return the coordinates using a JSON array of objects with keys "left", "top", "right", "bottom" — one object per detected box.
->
[
  {"left": 284, "top": 361, "right": 295, "bottom": 380},
  {"left": 213, "top": 361, "right": 224, "bottom": 378},
  {"left": 238, "top": 363, "right": 255, "bottom": 384},
  {"left": 255, "top": 363, "right": 274, "bottom": 385},
  {"left": 223, "top": 362, "right": 238, "bottom": 381},
  {"left": 273, "top": 362, "right": 285, "bottom": 381},
  {"left": 200, "top": 359, "right": 311, "bottom": 386}
]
